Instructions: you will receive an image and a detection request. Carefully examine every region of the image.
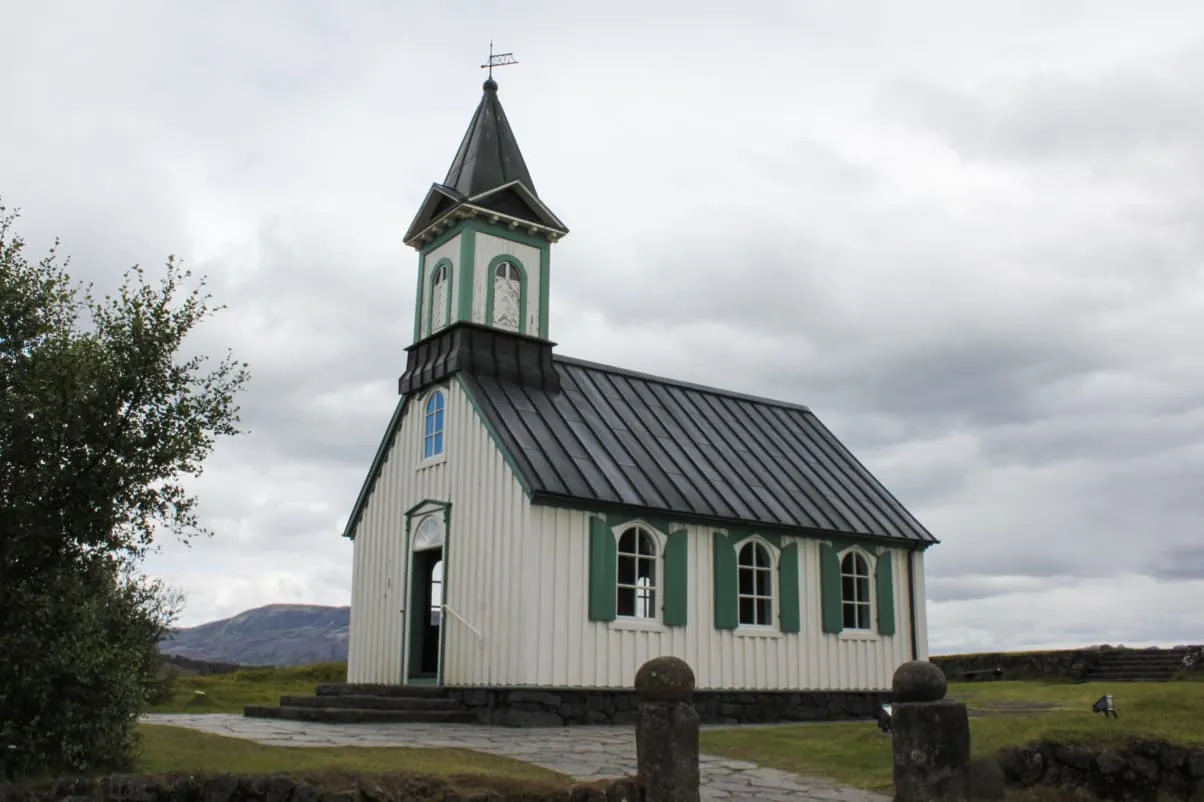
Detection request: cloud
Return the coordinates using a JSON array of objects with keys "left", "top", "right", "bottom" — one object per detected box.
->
[{"left": 3, "top": 1, "right": 1202, "bottom": 654}]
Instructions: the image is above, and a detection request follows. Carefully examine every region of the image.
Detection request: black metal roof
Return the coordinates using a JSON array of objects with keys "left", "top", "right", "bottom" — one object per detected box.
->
[
  {"left": 460, "top": 356, "right": 938, "bottom": 545},
  {"left": 443, "top": 79, "right": 537, "bottom": 199}
]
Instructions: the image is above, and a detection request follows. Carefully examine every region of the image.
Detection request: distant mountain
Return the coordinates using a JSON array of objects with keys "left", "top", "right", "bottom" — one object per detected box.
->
[{"left": 158, "top": 603, "right": 349, "bottom": 667}]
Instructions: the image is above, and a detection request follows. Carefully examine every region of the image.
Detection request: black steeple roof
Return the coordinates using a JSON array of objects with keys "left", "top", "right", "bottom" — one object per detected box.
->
[
  {"left": 404, "top": 79, "right": 567, "bottom": 247},
  {"left": 443, "top": 78, "right": 538, "bottom": 198}
]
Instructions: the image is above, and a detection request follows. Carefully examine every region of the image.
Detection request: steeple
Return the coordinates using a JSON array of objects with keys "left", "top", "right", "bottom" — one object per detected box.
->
[
  {"left": 403, "top": 79, "right": 567, "bottom": 247},
  {"left": 442, "top": 78, "right": 538, "bottom": 199},
  {"left": 399, "top": 75, "right": 567, "bottom": 397}
]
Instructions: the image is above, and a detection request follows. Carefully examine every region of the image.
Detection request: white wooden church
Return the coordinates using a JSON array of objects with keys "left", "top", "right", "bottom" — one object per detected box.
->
[{"left": 342, "top": 76, "right": 937, "bottom": 700}]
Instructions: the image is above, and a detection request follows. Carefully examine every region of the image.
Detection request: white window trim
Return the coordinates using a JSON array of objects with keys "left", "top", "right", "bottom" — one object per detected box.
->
[
  {"left": 837, "top": 546, "right": 878, "bottom": 638},
  {"left": 611, "top": 521, "right": 666, "bottom": 626},
  {"left": 418, "top": 388, "right": 448, "bottom": 469},
  {"left": 734, "top": 535, "right": 779, "bottom": 632}
]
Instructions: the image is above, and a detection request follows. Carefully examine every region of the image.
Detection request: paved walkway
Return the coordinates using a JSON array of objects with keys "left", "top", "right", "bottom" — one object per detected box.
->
[{"left": 143, "top": 714, "right": 888, "bottom": 802}]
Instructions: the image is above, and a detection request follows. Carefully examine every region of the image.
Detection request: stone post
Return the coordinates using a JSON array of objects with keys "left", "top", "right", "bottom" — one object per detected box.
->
[
  {"left": 635, "top": 656, "right": 700, "bottom": 802},
  {"left": 891, "top": 660, "right": 971, "bottom": 802}
]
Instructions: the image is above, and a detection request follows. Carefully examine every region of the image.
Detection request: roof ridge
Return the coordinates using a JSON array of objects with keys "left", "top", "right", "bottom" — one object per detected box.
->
[{"left": 552, "top": 354, "right": 812, "bottom": 413}]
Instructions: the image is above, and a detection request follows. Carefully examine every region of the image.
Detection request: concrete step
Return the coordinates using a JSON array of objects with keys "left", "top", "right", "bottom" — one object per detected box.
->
[
  {"left": 314, "top": 683, "right": 449, "bottom": 699},
  {"left": 244, "top": 705, "right": 478, "bottom": 724},
  {"left": 279, "top": 694, "right": 463, "bottom": 711}
]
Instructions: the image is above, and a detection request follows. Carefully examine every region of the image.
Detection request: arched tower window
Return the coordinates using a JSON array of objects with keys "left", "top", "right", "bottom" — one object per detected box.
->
[
  {"left": 430, "top": 262, "right": 450, "bottom": 333},
  {"left": 423, "top": 390, "right": 445, "bottom": 460},
  {"left": 491, "top": 260, "right": 523, "bottom": 332}
]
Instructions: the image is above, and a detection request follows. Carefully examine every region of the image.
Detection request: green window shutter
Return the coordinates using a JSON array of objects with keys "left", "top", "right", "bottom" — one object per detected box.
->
[
  {"left": 712, "top": 533, "right": 738, "bottom": 630},
  {"left": 820, "top": 542, "right": 843, "bottom": 634},
  {"left": 588, "top": 516, "right": 617, "bottom": 622},
  {"left": 778, "top": 542, "right": 801, "bottom": 634},
  {"left": 876, "top": 550, "right": 897, "bottom": 636},
  {"left": 663, "top": 529, "right": 688, "bottom": 627}
]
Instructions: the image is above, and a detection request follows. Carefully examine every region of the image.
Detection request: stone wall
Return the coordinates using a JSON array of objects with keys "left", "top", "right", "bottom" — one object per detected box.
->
[
  {"left": 932, "top": 645, "right": 1204, "bottom": 682},
  {"left": 0, "top": 773, "right": 641, "bottom": 802},
  {"left": 445, "top": 687, "right": 889, "bottom": 727},
  {"left": 997, "top": 738, "right": 1204, "bottom": 801},
  {"left": 930, "top": 647, "right": 1105, "bottom": 681}
]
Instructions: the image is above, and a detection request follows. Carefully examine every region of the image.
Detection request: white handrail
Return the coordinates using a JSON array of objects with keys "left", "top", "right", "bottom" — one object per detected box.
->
[{"left": 443, "top": 604, "right": 484, "bottom": 644}]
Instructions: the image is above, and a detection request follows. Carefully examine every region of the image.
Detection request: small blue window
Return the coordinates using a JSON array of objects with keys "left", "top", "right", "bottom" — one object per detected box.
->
[{"left": 423, "top": 391, "right": 445, "bottom": 459}]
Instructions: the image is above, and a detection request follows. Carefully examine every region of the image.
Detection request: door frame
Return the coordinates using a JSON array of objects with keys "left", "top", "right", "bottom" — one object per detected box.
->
[{"left": 402, "top": 499, "right": 453, "bottom": 686}]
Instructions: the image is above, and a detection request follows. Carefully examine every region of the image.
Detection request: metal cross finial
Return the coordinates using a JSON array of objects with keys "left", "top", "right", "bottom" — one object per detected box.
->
[{"left": 481, "top": 41, "right": 518, "bottom": 79}]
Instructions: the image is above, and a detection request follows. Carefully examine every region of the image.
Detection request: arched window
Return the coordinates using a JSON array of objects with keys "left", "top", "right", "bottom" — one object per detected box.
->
[
  {"left": 491, "top": 260, "right": 523, "bottom": 332},
  {"left": 430, "top": 262, "right": 450, "bottom": 333},
  {"left": 738, "top": 541, "right": 773, "bottom": 626},
  {"left": 423, "top": 390, "right": 445, "bottom": 460},
  {"left": 841, "top": 551, "right": 872, "bottom": 630},
  {"left": 616, "top": 526, "right": 658, "bottom": 619}
]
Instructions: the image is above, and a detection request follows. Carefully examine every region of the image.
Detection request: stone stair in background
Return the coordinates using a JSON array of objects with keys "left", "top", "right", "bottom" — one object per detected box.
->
[
  {"left": 1085, "top": 648, "right": 1187, "bottom": 682},
  {"left": 244, "top": 683, "right": 477, "bottom": 724}
]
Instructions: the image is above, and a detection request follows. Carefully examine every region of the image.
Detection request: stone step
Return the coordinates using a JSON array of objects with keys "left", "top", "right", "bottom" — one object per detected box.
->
[
  {"left": 243, "top": 705, "right": 478, "bottom": 724},
  {"left": 279, "top": 694, "right": 463, "bottom": 711},
  {"left": 314, "top": 682, "right": 449, "bottom": 699}
]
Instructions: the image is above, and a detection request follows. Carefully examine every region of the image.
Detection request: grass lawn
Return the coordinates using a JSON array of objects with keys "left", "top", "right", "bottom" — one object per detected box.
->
[
  {"left": 148, "top": 662, "right": 347, "bottom": 714},
  {"left": 137, "top": 724, "right": 571, "bottom": 795},
  {"left": 699, "top": 680, "right": 1204, "bottom": 793}
]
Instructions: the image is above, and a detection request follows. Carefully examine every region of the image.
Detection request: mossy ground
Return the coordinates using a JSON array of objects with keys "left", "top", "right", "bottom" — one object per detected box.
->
[
  {"left": 147, "top": 662, "right": 347, "bottom": 713},
  {"left": 133, "top": 723, "right": 573, "bottom": 796}
]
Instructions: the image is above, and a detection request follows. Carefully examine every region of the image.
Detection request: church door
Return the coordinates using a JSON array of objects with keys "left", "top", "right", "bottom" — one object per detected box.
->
[
  {"left": 407, "top": 514, "right": 446, "bottom": 683},
  {"left": 407, "top": 548, "right": 443, "bottom": 681}
]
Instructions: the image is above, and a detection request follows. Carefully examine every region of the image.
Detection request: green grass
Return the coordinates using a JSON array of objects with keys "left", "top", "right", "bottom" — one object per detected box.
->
[
  {"left": 700, "top": 680, "right": 1204, "bottom": 793},
  {"left": 136, "top": 724, "right": 571, "bottom": 793},
  {"left": 148, "top": 662, "right": 347, "bottom": 714}
]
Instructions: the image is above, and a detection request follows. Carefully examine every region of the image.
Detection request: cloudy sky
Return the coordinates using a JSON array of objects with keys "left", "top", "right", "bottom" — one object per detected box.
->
[{"left": 3, "top": 1, "right": 1202, "bottom": 653}]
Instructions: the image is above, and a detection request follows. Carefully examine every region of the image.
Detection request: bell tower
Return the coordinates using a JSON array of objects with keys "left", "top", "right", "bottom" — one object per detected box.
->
[
  {"left": 398, "top": 76, "right": 568, "bottom": 397},
  {"left": 402, "top": 77, "right": 568, "bottom": 344}
]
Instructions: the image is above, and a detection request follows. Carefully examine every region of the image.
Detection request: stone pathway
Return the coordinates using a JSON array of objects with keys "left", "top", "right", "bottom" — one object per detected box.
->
[{"left": 143, "top": 714, "right": 889, "bottom": 802}]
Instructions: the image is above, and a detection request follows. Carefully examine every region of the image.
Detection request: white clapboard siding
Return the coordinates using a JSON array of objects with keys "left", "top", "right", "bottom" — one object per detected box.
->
[
  {"left": 346, "top": 377, "right": 530, "bottom": 685},
  {"left": 522, "top": 508, "right": 923, "bottom": 690}
]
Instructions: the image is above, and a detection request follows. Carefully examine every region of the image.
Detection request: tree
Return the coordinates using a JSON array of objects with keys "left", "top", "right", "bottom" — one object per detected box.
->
[{"left": 0, "top": 201, "right": 250, "bottom": 778}]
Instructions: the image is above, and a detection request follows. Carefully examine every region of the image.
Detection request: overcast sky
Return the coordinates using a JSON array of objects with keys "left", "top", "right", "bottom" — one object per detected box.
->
[{"left": 3, "top": 1, "right": 1202, "bottom": 653}]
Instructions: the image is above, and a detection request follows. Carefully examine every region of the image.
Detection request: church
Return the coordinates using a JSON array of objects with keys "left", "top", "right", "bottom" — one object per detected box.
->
[{"left": 339, "top": 75, "right": 938, "bottom": 720}]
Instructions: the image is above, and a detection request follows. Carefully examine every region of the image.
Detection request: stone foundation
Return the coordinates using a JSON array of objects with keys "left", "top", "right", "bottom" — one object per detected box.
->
[{"left": 443, "top": 686, "right": 890, "bottom": 727}]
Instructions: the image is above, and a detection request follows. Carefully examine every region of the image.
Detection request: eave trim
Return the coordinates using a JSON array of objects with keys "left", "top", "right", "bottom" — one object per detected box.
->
[{"left": 342, "top": 395, "right": 409, "bottom": 540}]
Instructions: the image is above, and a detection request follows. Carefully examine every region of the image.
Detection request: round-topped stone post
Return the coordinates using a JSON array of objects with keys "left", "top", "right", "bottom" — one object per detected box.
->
[
  {"left": 891, "top": 660, "right": 971, "bottom": 802},
  {"left": 635, "top": 656, "right": 700, "bottom": 802}
]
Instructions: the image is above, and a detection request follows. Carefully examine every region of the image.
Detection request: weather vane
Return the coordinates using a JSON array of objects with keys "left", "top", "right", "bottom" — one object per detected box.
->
[{"left": 481, "top": 41, "right": 518, "bottom": 80}]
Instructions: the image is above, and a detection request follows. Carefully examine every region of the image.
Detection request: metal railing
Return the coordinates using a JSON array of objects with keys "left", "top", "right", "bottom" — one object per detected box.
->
[{"left": 443, "top": 604, "right": 484, "bottom": 645}]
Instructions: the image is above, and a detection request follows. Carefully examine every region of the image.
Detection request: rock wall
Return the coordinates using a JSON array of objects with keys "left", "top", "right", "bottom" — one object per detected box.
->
[
  {"left": 932, "top": 645, "right": 1204, "bottom": 682},
  {"left": 446, "top": 687, "right": 890, "bottom": 727},
  {"left": 0, "top": 772, "right": 641, "bottom": 802},
  {"left": 930, "top": 647, "right": 1105, "bottom": 681},
  {"left": 997, "top": 738, "right": 1204, "bottom": 801}
]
